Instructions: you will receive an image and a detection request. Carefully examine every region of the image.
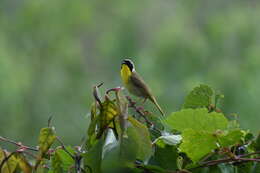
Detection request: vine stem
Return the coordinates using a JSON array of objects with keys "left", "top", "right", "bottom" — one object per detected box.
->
[
  {"left": 198, "top": 155, "right": 260, "bottom": 168},
  {"left": 239, "top": 151, "right": 260, "bottom": 158}
]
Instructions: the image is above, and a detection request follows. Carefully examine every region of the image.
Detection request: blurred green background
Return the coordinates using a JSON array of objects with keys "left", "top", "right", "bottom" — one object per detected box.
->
[{"left": 1, "top": 0, "right": 260, "bottom": 146}]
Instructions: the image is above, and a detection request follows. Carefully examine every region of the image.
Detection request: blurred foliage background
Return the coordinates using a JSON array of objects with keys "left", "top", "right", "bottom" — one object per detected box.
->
[{"left": 0, "top": 0, "right": 260, "bottom": 146}]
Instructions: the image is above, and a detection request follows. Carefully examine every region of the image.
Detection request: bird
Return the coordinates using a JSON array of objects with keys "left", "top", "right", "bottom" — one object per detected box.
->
[{"left": 120, "top": 58, "right": 164, "bottom": 116}]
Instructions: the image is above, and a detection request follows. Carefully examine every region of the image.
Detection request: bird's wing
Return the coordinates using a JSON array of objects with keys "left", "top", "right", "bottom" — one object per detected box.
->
[
  {"left": 130, "top": 72, "right": 165, "bottom": 116},
  {"left": 129, "top": 72, "right": 153, "bottom": 98}
]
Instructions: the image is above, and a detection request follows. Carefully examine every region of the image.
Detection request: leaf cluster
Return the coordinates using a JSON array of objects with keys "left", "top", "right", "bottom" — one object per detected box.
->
[{"left": 1, "top": 84, "right": 260, "bottom": 173}]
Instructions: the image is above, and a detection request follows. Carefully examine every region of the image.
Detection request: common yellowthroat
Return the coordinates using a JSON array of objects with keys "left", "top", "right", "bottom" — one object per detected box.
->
[{"left": 120, "top": 59, "right": 164, "bottom": 116}]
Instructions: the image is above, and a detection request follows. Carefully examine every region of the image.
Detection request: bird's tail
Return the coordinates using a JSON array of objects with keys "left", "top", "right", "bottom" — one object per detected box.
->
[{"left": 150, "top": 96, "right": 165, "bottom": 116}]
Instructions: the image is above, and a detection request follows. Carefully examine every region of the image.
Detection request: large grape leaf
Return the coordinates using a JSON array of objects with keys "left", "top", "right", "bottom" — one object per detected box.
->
[
  {"left": 218, "top": 130, "right": 244, "bottom": 147},
  {"left": 179, "top": 129, "right": 217, "bottom": 162},
  {"left": 165, "top": 108, "right": 228, "bottom": 133},
  {"left": 179, "top": 129, "right": 244, "bottom": 162},
  {"left": 183, "top": 84, "right": 213, "bottom": 109}
]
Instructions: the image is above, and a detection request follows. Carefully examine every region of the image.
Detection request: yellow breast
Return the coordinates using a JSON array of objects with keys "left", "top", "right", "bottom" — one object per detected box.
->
[{"left": 120, "top": 64, "right": 132, "bottom": 85}]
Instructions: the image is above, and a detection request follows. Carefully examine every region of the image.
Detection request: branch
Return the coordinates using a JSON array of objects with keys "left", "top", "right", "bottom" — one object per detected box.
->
[
  {"left": 0, "top": 136, "right": 38, "bottom": 152},
  {"left": 135, "top": 163, "right": 190, "bottom": 173},
  {"left": 198, "top": 154, "right": 260, "bottom": 168},
  {"left": 126, "top": 96, "right": 162, "bottom": 135},
  {"left": 239, "top": 151, "right": 260, "bottom": 158}
]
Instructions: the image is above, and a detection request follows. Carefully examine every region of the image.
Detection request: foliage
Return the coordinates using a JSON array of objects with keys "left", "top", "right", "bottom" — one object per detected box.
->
[{"left": 1, "top": 84, "right": 260, "bottom": 173}]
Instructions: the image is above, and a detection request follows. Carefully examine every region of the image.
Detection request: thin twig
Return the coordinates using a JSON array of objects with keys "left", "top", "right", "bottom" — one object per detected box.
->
[
  {"left": 23, "top": 151, "right": 38, "bottom": 159},
  {"left": 238, "top": 157, "right": 260, "bottom": 162},
  {"left": 0, "top": 136, "right": 38, "bottom": 152},
  {"left": 126, "top": 96, "right": 153, "bottom": 123},
  {"left": 198, "top": 155, "right": 260, "bottom": 168},
  {"left": 239, "top": 151, "right": 260, "bottom": 158},
  {"left": 126, "top": 96, "right": 162, "bottom": 135},
  {"left": 200, "top": 157, "right": 233, "bottom": 166},
  {"left": 56, "top": 136, "right": 74, "bottom": 159}
]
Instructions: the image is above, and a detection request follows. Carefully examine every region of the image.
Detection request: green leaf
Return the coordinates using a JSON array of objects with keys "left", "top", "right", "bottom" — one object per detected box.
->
[
  {"left": 183, "top": 84, "right": 213, "bottom": 109},
  {"left": 152, "top": 144, "right": 178, "bottom": 170},
  {"left": 101, "top": 117, "right": 152, "bottom": 172},
  {"left": 244, "top": 132, "right": 254, "bottom": 143},
  {"left": 218, "top": 163, "right": 235, "bottom": 173},
  {"left": 86, "top": 116, "right": 99, "bottom": 149},
  {"left": 101, "top": 143, "right": 134, "bottom": 173},
  {"left": 204, "top": 163, "right": 236, "bottom": 173},
  {"left": 15, "top": 153, "right": 32, "bottom": 173},
  {"left": 179, "top": 129, "right": 217, "bottom": 162},
  {"left": 251, "top": 162, "right": 260, "bottom": 173},
  {"left": 192, "top": 167, "right": 209, "bottom": 173},
  {"left": 218, "top": 130, "right": 244, "bottom": 147},
  {"left": 128, "top": 116, "right": 153, "bottom": 161},
  {"left": 115, "top": 89, "right": 129, "bottom": 138},
  {"left": 215, "top": 93, "right": 224, "bottom": 106},
  {"left": 35, "top": 167, "right": 49, "bottom": 173},
  {"left": 101, "top": 116, "right": 153, "bottom": 172},
  {"left": 165, "top": 108, "right": 228, "bottom": 133},
  {"left": 134, "top": 164, "right": 167, "bottom": 173},
  {"left": 192, "top": 164, "right": 236, "bottom": 173},
  {"left": 236, "top": 162, "right": 253, "bottom": 173},
  {"left": 119, "top": 130, "right": 139, "bottom": 164},
  {"left": 96, "top": 99, "right": 118, "bottom": 139},
  {"left": 51, "top": 147, "right": 74, "bottom": 173},
  {"left": 51, "top": 153, "right": 63, "bottom": 173},
  {"left": 254, "top": 132, "right": 260, "bottom": 151},
  {"left": 101, "top": 98, "right": 118, "bottom": 124},
  {"left": 227, "top": 120, "right": 240, "bottom": 130},
  {"left": 35, "top": 127, "right": 56, "bottom": 171},
  {"left": 38, "top": 127, "right": 56, "bottom": 156},
  {"left": 179, "top": 129, "right": 244, "bottom": 163},
  {"left": 0, "top": 149, "right": 18, "bottom": 173},
  {"left": 84, "top": 138, "right": 104, "bottom": 173}
]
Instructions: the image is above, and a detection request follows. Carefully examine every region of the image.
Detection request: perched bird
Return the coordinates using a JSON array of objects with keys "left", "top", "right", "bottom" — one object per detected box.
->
[{"left": 120, "top": 59, "right": 164, "bottom": 116}]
